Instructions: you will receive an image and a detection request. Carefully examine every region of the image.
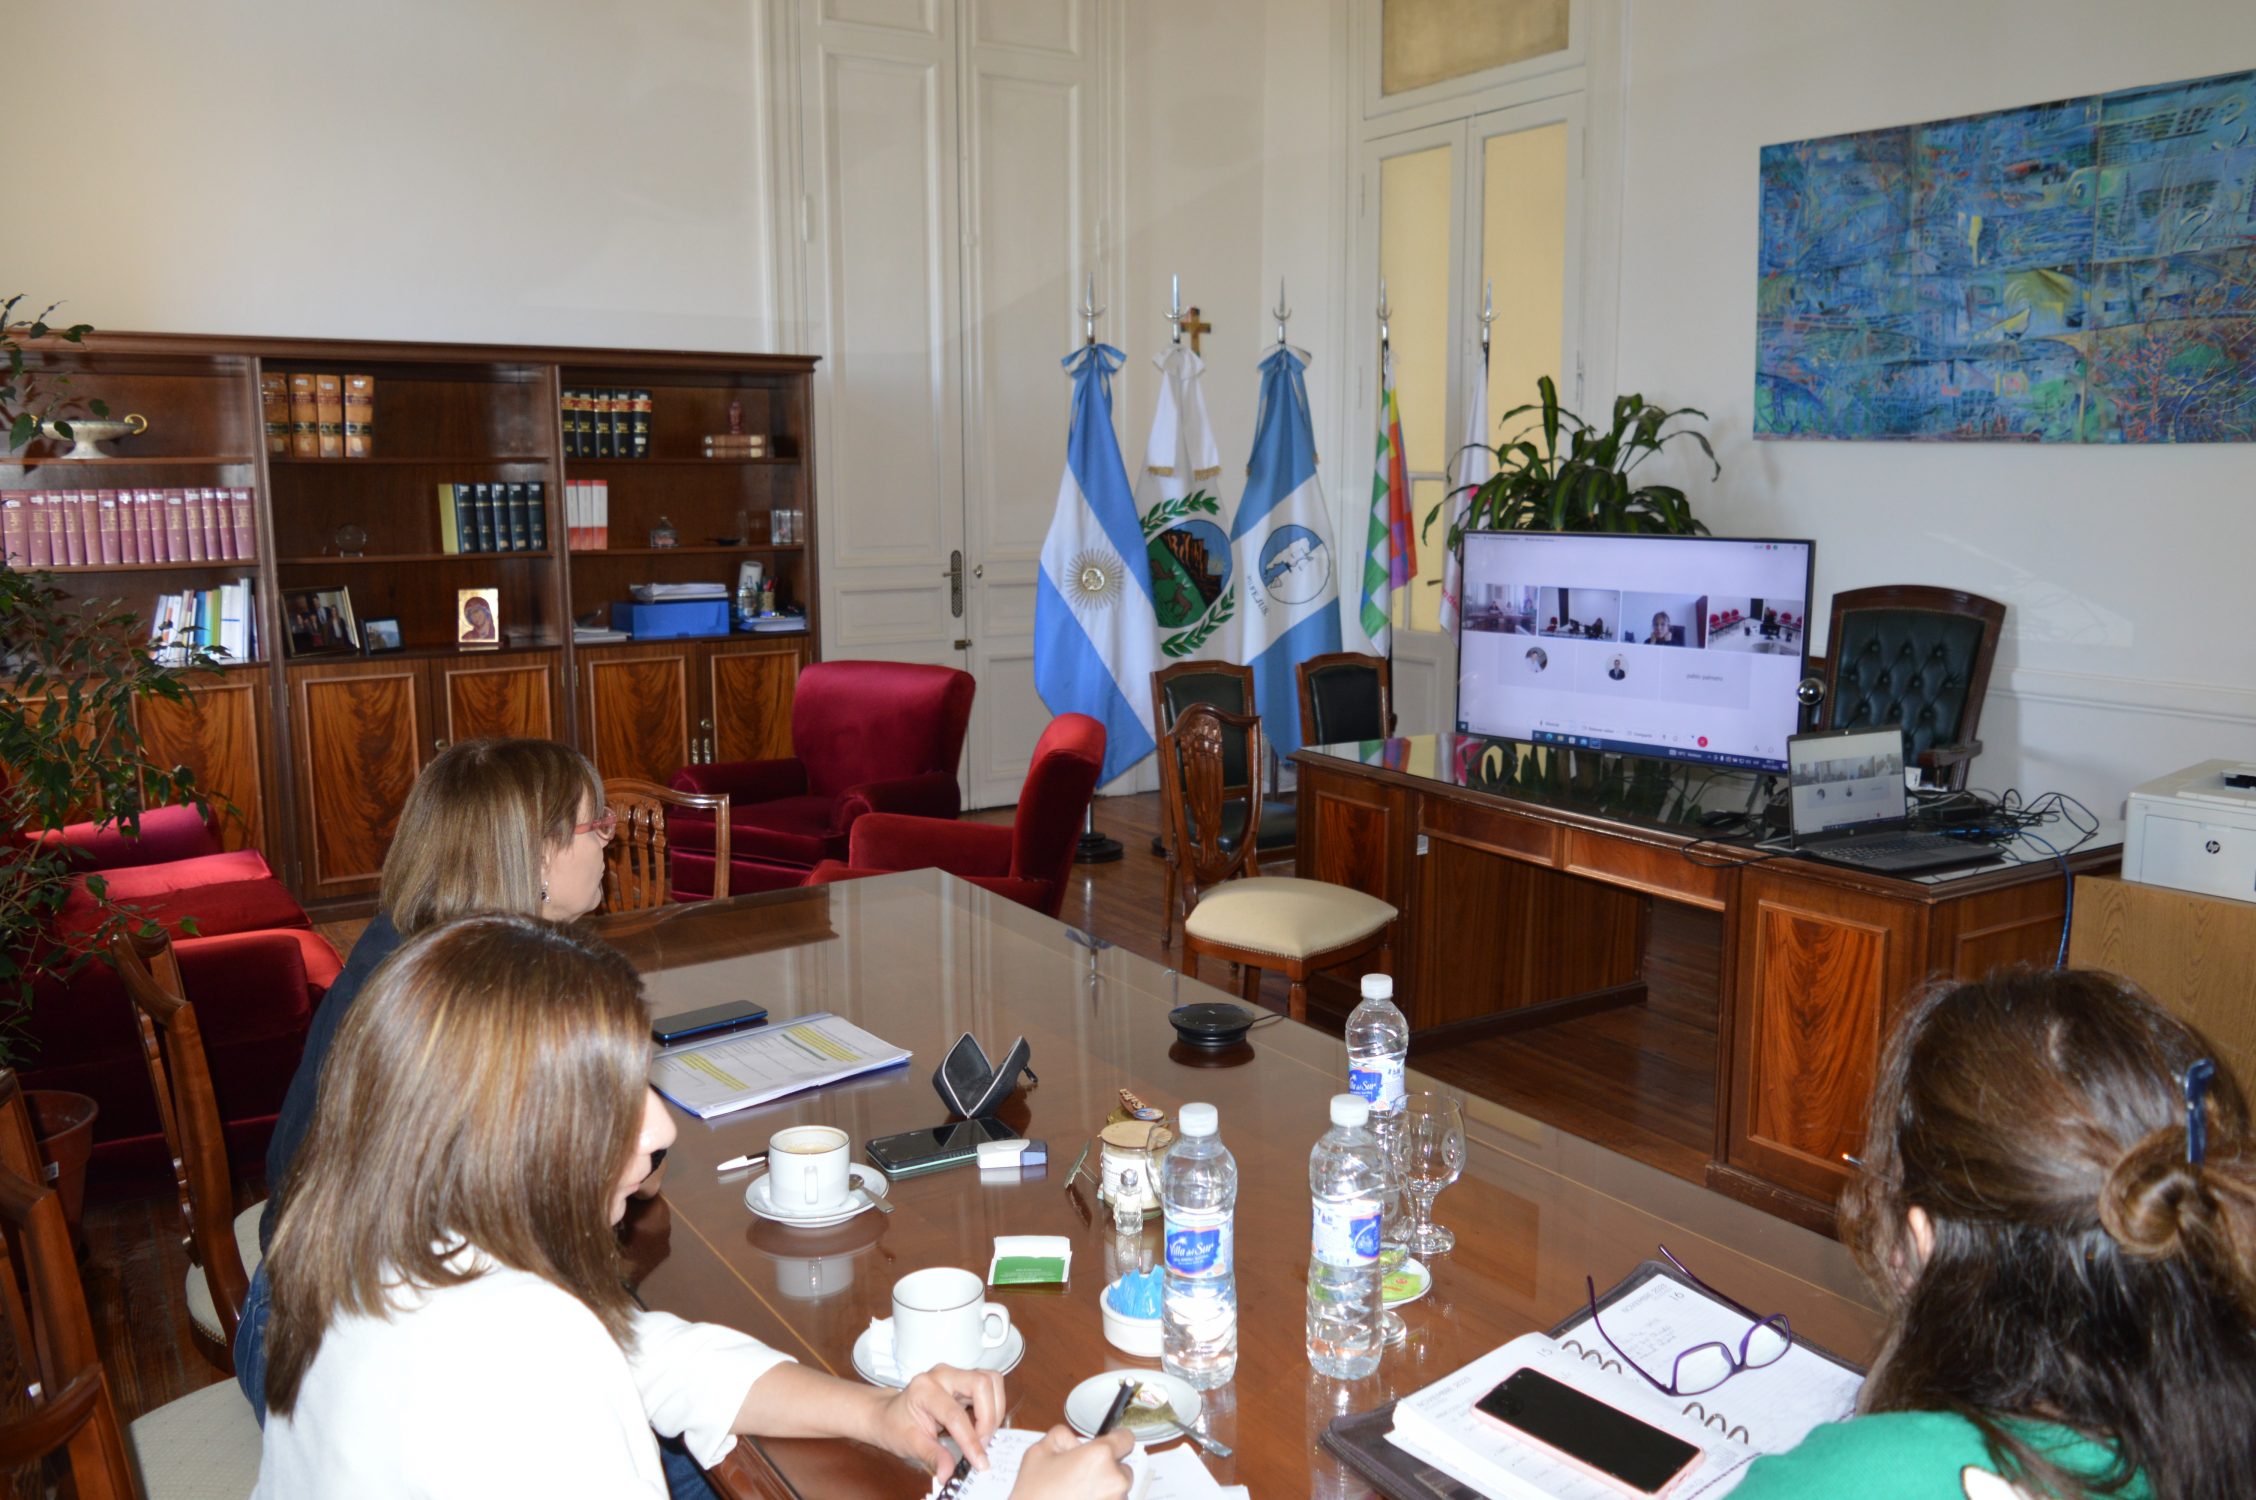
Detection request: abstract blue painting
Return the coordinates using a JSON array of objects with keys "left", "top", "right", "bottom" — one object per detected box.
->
[{"left": 1757, "top": 69, "right": 2256, "bottom": 442}]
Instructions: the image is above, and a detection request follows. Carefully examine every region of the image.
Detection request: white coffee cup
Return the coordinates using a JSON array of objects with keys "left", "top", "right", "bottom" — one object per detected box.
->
[
  {"left": 890, "top": 1267, "right": 1011, "bottom": 1377},
  {"left": 767, "top": 1124, "right": 851, "bottom": 1212}
]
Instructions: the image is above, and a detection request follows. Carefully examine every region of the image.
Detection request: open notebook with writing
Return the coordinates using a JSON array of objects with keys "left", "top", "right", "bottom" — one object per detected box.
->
[{"left": 1323, "top": 1259, "right": 1865, "bottom": 1500}]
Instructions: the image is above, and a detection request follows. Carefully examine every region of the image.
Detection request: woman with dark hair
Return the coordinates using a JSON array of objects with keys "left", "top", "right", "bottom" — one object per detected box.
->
[
  {"left": 1734, "top": 966, "right": 2256, "bottom": 1498},
  {"left": 254, "top": 915, "right": 1130, "bottom": 1499}
]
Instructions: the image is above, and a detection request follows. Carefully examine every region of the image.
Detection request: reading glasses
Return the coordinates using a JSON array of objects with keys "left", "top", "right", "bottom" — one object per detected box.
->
[{"left": 1585, "top": 1245, "right": 1792, "bottom": 1398}]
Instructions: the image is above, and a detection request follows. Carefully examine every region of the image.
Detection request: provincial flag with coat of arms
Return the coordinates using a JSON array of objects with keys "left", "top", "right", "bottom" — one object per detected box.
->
[
  {"left": 1034, "top": 342, "right": 1159, "bottom": 787},
  {"left": 1134, "top": 343, "right": 1235, "bottom": 664},
  {"left": 1231, "top": 343, "right": 1342, "bottom": 763}
]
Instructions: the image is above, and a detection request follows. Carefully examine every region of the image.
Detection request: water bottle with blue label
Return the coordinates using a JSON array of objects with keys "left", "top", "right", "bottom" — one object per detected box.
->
[
  {"left": 1307, "top": 1093, "right": 1386, "bottom": 1377},
  {"left": 1159, "top": 1101, "right": 1238, "bottom": 1389},
  {"left": 1347, "top": 971, "right": 1409, "bottom": 1261}
]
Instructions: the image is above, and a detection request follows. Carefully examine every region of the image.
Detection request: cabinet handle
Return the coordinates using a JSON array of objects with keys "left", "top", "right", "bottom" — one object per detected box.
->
[
  {"left": 696, "top": 717, "right": 715, "bottom": 765},
  {"left": 433, "top": 737, "right": 451, "bottom": 755}
]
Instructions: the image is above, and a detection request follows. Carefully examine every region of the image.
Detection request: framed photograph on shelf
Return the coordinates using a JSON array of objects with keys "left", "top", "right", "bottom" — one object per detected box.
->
[
  {"left": 362, "top": 616, "right": 404, "bottom": 654},
  {"left": 456, "top": 587, "right": 501, "bottom": 649},
  {"left": 283, "top": 585, "right": 359, "bottom": 658}
]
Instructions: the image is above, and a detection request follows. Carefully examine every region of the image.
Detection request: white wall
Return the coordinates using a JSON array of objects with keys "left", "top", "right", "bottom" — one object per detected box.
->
[
  {"left": 9, "top": 0, "right": 779, "bottom": 351},
  {"left": 1615, "top": 0, "right": 2256, "bottom": 814}
]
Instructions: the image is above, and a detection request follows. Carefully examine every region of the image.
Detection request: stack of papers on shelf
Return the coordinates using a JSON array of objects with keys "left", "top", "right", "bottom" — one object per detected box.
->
[
  {"left": 747, "top": 616, "right": 809, "bottom": 632},
  {"left": 573, "top": 625, "right": 632, "bottom": 643},
  {"left": 650, "top": 1011, "right": 910, "bottom": 1119},
  {"left": 631, "top": 581, "right": 729, "bottom": 601}
]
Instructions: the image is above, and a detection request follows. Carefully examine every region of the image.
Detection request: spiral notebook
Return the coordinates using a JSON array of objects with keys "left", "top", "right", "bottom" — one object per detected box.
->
[{"left": 1322, "top": 1259, "right": 1865, "bottom": 1500}]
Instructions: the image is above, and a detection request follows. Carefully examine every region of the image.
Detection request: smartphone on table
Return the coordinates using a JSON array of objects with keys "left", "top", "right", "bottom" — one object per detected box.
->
[
  {"left": 651, "top": 999, "right": 769, "bottom": 1047},
  {"left": 866, "top": 1117, "right": 1020, "bottom": 1178},
  {"left": 1472, "top": 1367, "right": 1702, "bottom": 1495}
]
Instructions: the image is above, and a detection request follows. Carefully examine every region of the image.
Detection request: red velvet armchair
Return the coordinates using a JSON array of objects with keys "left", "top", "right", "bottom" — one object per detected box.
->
[
  {"left": 807, "top": 713, "right": 1105, "bottom": 919},
  {"left": 29, "top": 802, "right": 221, "bottom": 870},
  {"left": 670, "top": 660, "right": 977, "bottom": 895}
]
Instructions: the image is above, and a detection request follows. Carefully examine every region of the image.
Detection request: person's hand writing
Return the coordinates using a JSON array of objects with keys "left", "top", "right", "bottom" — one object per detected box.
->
[
  {"left": 1006, "top": 1426, "right": 1133, "bottom": 1500},
  {"left": 869, "top": 1365, "right": 1005, "bottom": 1472}
]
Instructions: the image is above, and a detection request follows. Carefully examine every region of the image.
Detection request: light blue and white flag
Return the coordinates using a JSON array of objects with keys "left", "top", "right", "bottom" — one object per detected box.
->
[
  {"left": 1231, "top": 344, "right": 1341, "bottom": 763},
  {"left": 1035, "top": 342, "right": 1159, "bottom": 787}
]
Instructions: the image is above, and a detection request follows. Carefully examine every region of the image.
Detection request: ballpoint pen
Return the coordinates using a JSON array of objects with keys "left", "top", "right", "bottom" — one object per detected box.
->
[{"left": 717, "top": 1151, "right": 767, "bottom": 1171}]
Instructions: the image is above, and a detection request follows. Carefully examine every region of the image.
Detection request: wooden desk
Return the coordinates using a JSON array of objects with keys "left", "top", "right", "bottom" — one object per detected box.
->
[
  {"left": 1294, "top": 735, "right": 2122, "bottom": 1231},
  {"left": 606, "top": 871, "right": 1881, "bottom": 1497}
]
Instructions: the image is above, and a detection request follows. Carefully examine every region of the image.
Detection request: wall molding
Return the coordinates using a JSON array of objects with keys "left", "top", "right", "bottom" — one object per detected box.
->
[{"left": 1999, "top": 665, "right": 2256, "bottom": 729}]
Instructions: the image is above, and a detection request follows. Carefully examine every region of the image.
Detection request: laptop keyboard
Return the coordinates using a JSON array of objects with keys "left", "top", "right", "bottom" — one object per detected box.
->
[{"left": 1832, "top": 835, "right": 1958, "bottom": 859}]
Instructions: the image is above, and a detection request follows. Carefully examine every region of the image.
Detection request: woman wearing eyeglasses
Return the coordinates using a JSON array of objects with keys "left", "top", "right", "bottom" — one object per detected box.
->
[
  {"left": 1733, "top": 967, "right": 2256, "bottom": 1499},
  {"left": 239, "top": 740, "right": 616, "bottom": 1402}
]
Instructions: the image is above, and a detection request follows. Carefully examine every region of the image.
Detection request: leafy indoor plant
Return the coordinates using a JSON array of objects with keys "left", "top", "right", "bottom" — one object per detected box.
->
[
  {"left": 0, "top": 301, "right": 216, "bottom": 1067},
  {"left": 1426, "top": 374, "right": 1720, "bottom": 551}
]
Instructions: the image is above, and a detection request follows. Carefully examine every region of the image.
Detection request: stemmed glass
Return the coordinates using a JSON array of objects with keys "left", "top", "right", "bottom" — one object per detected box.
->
[
  {"left": 1398, "top": 1091, "right": 1466, "bottom": 1255},
  {"left": 1374, "top": 1113, "right": 1408, "bottom": 1345}
]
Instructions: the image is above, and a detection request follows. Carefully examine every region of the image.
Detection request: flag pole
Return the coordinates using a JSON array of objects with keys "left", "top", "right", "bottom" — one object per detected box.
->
[{"left": 1073, "top": 269, "right": 1126, "bottom": 866}]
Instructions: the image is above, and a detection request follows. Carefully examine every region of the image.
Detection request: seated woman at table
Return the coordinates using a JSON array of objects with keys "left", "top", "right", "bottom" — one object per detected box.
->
[
  {"left": 255, "top": 914, "right": 1132, "bottom": 1500},
  {"left": 242, "top": 737, "right": 613, "bottom": 1402},
  {"left": 1734, "top": 967, "right": 2256, "bottom": 1499}
]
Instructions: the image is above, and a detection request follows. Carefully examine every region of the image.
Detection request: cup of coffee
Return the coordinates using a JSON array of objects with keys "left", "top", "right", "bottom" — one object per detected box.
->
[
  {"left": 767, "top": 1124, "right": 851, "bottom": 1212},
  {"left": 890, "top": 1267, "right": 1011, "bottom": 1377}
]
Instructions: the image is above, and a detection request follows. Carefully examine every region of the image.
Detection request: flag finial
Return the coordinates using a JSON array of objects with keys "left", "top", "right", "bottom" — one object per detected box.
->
[
  {"left": 1377, "top": 278, "right": 1391, "bottom": 353},
  {"left": 1080, "top": 273, "right": 1105, "bottom": 347},
  {"left": 1272, "top": 278, "right": 1292, "bottom": 347},
  {"left": 1167, "top": 274, "right": 1184, "bottom": 345},
  {"left": 1480, "top": 279, "right": 1496, "bottom": 360}
]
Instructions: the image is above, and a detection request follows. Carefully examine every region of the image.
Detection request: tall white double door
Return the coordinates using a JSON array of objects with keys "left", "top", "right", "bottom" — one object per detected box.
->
[{"left": 790, "top": 0, "right": 1109, "bottom": 807}]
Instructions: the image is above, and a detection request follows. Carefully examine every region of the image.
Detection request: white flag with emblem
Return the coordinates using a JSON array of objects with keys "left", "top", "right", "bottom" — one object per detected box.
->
[{"left": 1135, "top": 344, "right": 1236, "bottom": 665}]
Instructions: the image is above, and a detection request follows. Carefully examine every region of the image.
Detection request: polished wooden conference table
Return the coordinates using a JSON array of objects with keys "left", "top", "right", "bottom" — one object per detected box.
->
[{"left": 603, "top": 871, "right": 1883, "bottom": 1498}]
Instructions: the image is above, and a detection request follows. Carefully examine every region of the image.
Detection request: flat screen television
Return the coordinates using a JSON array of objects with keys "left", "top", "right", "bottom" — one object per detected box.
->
[{"left": 1455, "top": 531, "right": 1816, "bottom": 772}]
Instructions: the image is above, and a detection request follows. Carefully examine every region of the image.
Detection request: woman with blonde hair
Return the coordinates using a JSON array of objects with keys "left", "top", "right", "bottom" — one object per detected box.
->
[
  {"left": 1734, "top": 967, "right": 2256, "bottom": 1498},
  {"left": 253, "top": 915, "right": 1129, "bottom": 1500}
]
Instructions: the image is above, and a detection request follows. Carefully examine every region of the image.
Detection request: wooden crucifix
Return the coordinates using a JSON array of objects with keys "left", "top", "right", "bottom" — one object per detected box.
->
[{"left": 1181, "top": 306, "right": 1212, "bottom": 355}]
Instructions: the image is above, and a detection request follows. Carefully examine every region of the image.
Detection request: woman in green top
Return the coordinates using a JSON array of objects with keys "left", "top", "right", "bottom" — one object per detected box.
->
[{"left": 1734, "top": 967, "right": 2256, "bottom": 1500}]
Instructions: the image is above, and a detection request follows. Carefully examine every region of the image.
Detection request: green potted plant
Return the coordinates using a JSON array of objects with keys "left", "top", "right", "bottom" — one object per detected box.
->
[
  {"left": 1426, "top": 374, "right": 1719, "bottom": 547},
  {"left": 1, "top": 300, "right": 217, "bottom": 1234}
]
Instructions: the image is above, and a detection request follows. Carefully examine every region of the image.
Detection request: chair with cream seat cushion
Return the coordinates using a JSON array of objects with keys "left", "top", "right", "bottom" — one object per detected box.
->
[
  {"left": 113, "top": 932, "right": 256, "bottom": 1364},
  {"left": 1160, "top": 703, "right": 1394, "bottom": 1021}
]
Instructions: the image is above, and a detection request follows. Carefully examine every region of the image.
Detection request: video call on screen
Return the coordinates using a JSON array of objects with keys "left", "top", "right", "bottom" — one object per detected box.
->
[{"left": 1456, "top": 532, "right": 1814, "bottom": 772}]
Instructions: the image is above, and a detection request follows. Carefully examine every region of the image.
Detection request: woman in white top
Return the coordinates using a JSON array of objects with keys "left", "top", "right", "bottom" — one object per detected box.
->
[{"left": 254, "top": 914, "right": 1130, "bottom": 1499}]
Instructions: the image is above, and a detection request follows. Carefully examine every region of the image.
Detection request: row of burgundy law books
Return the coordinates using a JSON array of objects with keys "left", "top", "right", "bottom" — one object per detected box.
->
[{"left": 1, "top": 488, "right": 258, "bottom": 569}]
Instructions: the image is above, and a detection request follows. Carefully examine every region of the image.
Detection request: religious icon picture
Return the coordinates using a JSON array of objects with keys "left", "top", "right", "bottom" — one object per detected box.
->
[
  {"left": 456, "top": 587, "right": 501, "bottom": 649},
  {"left": 283, "top": 584, "right": 359, "bottom": 658}
]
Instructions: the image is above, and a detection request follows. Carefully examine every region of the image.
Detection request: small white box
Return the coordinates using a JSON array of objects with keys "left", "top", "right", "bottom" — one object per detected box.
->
[{"left": 2124, "top": 760, "right": 2256, "bottom": 906}]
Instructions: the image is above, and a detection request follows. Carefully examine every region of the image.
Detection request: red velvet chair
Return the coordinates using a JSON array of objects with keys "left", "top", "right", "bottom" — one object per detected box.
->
[
  {"left": 19, "top": 848, "right": 339, "bottom": 1181},
  {"left": 670, "top": 661, "right": 977, "bottom": 895},
  {"left": 27, "top": 802, "right": 220, "bottom": 871},
  {"left": 806, "top": 714, "right": 1104, "bottom": 919}
]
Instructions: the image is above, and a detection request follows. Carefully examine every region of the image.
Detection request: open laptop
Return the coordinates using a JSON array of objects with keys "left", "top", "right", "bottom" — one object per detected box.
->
[{"left": 1786, "top": 727, "right": 2004, "bottom": 875}]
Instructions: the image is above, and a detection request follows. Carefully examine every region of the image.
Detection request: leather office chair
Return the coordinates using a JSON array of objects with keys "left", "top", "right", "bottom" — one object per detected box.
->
[
  {"left": 1819, "top": 584, "right": 2005, "bottom": 791},
  {"left": 1296, "top": 651, "right": 1395, "bottom": 747},
  {"left": 1160, "top": 705, "right": 1394, "bottom": 1022},
  {"left": 1148, "top": 661, "right": 1297, "bottom": 947},
  {"left": 806, "top": 713, "right": 1106, "bottom": 919}
]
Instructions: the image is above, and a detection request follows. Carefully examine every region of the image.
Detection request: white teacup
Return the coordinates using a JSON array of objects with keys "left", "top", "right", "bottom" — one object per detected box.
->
[
  {"left": 767, "top": 1124, "right": 851, "bottom": 1212},
  {"left": 890, "top": 1267, "right": 1011, "bottom": 1377}
]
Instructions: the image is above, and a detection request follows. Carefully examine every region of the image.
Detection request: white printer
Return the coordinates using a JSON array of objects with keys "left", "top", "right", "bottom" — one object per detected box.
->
[{"left": 2123, "top": 760, "right": 2256, "bottom": 905}]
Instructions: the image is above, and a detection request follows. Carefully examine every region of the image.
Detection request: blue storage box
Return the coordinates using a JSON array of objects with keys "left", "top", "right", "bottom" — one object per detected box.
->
[{"left": 611, "top": 599, "right": 731, "bottom": 639}]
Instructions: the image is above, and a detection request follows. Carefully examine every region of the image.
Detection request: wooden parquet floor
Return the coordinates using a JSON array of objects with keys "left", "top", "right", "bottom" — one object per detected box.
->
[{"left": 74, "top": 789, "right": 1716, "bottom": 1422}]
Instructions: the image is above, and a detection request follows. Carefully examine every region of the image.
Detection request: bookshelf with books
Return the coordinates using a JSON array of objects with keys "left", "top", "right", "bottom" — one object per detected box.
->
[{"left": 8, "top": 330, "right": 820, "bottom": 909}]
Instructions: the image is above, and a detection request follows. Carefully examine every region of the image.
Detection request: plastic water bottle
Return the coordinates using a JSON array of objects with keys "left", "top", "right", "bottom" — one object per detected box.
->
[
  {"left": 1346, "top": 974, "right": 1408, "bottom": 1118},
  {"left": 1160, "top": 1101, "right": 1238, "bottom": 1388},
  {"left": 1307, "top": 1094, "right": 1385, "bottom": 1378}
]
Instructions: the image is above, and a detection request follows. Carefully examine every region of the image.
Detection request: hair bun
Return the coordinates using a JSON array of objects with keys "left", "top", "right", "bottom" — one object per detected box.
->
[{"left": 2099, "top": 1126, "right": 2208, "bottom": 1259}]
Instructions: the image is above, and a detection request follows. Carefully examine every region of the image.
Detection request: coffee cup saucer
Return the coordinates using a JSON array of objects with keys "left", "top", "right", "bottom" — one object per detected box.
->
[
  {"left": 744, "top": 1162, "right": 890, "bottom": 1229},
  {"left": 851, "top": 1317, "right": 1027, "bottom": 1389}
]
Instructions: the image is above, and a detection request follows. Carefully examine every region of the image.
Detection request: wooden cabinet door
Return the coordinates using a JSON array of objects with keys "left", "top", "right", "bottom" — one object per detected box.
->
[
  {"left": 579, "top": 645, "right": 691, "bottom": 783},
  {"left": 133, "top": 667, "right": 273, "bottom": 855},
  {"left": 433, "top": 652, "right": 559, "bottom": 750},
  {"left": 706, "top": 642, "right": 802, "bottom": 764},
  {"left": 289, "top": 659, "right": 427, "bottom": 900}
]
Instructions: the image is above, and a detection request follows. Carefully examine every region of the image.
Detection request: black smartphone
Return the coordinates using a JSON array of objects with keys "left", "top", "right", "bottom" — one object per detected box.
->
[
  {"left": 1472, "top": 1368, "right": 1701, "bottom": 1495},
  {"left": 651, "top": 999, "right": 770, "bottom": 1047},
  {"left": 866, "top": 1117, "right": 1020, "bottom": 1178}
]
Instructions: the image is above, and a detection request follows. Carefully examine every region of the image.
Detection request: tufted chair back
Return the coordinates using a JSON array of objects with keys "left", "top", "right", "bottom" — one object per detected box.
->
[{"left": 1820, "top": 585, "right": 2005, "bottom": 790}]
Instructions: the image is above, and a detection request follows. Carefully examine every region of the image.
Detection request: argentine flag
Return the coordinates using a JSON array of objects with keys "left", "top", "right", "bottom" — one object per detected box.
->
[
  {"left": 1231, "top": 344, "right": 1341, "bottom": 762},
  {"left": 1035, "top": 342, "right": 1158, "bottom": 786}
]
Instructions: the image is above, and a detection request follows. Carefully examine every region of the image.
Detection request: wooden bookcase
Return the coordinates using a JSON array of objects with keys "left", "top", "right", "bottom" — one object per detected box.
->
[{"left": 4, "top": 330, "right": 820, "bottom": 908}]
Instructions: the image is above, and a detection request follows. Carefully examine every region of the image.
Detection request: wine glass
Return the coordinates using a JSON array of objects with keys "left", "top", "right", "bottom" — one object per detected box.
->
[
  {"left": 1373, "top": 1112, "right": 1408, "bottom": 1345},
  {"left": 1400, "top": 1092, "right": 1466, "bottom": 1256}
]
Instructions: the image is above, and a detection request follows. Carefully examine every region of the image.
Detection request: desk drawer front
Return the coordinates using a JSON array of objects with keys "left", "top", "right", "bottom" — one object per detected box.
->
[
  {"left": 1563, "top": 829, "right": 1730, "bottom": 909},
  {"left": 1420, "top": 798, "right": 1558, "bottom": 867}
]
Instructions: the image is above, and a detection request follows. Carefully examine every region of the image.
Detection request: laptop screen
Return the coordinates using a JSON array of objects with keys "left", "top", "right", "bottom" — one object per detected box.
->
[{"left": 1788, "top": 728, "right": 1909, "bottom": 837}]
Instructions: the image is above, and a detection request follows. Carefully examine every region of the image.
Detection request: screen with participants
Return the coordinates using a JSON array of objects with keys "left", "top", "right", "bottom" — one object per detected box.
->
[{"left": 1456, "top": 532, "right": 1814, "bottom": 772}]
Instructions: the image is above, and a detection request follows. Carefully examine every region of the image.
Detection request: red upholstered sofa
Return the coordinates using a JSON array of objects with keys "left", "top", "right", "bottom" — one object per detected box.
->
[
  {"left": 18, "top": 830, "right": 338, "bottom": 1181},
  {"left": 807, "top": 713, "right": 1105, "bottom": 919},
  {"left": 670, "top": 660, "right": 976, "bottom": 895}
]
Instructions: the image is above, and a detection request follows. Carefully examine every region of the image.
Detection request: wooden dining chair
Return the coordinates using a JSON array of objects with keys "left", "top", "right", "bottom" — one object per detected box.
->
[
  {"left": 113, "top": 931, "right": 258, "bottom": 1365},
  {"left": 0, "top": 1142, "right": 261, "bottom": 1499},
  {"left": 1147, "top": 660, "right": 1297, "bottom": 947},
  {"left": 1160, "top": 704, "right": 1395, "bottom": 1021},
  {"left": 1296, "top": 650, "right": 1395, "bottom": 747},
  {"left": 603, "top": 778, "right": 730, "bottom": 912}
]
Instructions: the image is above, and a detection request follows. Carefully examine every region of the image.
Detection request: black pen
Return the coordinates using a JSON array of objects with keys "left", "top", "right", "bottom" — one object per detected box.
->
[{"left": 1095, "top": 1377, "right": 1138, "bottom": 1438}]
